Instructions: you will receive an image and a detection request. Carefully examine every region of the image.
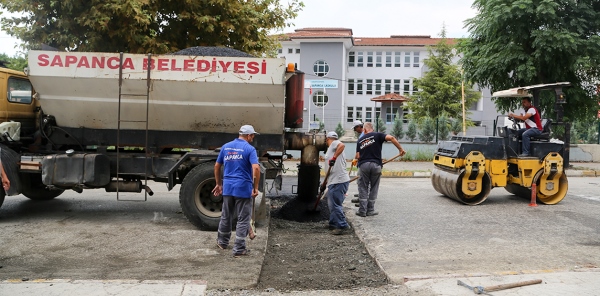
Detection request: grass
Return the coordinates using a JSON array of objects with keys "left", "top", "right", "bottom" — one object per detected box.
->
[{"left": 400, "top": 149, "right": 435, "bottom": 161}]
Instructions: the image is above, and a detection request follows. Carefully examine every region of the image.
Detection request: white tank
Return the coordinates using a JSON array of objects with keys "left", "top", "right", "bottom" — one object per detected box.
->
[{"left": 27, "top": 51, "right": 287, "bottom": 135}]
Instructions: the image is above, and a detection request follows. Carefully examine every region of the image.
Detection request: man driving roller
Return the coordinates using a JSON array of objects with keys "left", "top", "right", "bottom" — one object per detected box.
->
[{"left": 508, "top": 97, "right": 542, "bottom": 157}]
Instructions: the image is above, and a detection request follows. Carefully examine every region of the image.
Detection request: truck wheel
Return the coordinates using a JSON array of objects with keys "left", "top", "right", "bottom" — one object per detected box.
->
[
  {"left": 0, "top": 189, "right": 5, "bottom": 209},
  {"left": 21, "top": 173, "right": 64, "bottom": 200},
  {"left": 179, "top": 162, "right": 221, "bottom": 231},
  {"left": 0, "top": 143, "right": 22, "bottom": 196}
]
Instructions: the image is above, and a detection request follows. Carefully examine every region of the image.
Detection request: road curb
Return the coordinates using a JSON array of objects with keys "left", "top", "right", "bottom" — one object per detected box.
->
[{"left": 290, "top": 169, "right": 599, "bottom": 178}]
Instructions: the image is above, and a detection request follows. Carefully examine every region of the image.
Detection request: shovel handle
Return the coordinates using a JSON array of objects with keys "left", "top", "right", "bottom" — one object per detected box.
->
[
  {"left": 349, "top": 153, "right": 402, "bottom": 183},
  {"left": 313, "top": 164, "right": 333, "bottom": 211},
  {"left": 480, "top": 279, "right": 542, "bottom": 293}
]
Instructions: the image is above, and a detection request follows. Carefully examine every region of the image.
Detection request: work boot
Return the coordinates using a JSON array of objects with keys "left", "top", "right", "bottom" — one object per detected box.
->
[
  {"left": 351, "top": 198, "right": 359, "bottom": 203},
  {"left": 355, "top": 211, "right": 366, "bottom": 217},
  {"left": 366, "top": 211, "right": 379, "bottom": 216},
  {"left": 354, "top": 194, "right": 359, "bottom": 197}
]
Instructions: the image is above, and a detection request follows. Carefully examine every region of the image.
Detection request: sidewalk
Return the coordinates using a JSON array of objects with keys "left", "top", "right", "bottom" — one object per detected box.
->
[{"left": 282, "top": 161, "right": 600, "bottom": 178}]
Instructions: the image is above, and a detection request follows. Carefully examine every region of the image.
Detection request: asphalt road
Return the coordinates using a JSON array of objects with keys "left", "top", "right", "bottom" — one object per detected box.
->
[{"left": 346, "top": 177, "right": 600, "bottom": 283}]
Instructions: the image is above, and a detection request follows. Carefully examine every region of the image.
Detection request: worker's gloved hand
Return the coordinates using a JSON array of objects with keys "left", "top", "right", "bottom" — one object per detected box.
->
[
  {"left": 352, "top": 159, "right": 358, "bottom": 166},
  {"left": 328, "top": 157, "right": 336, "bottom": 166}
]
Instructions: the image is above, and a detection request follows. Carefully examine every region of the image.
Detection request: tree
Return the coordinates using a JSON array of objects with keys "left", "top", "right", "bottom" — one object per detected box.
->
[
  {"left": 418, "top": 117, "right": 435, "bottom": 143},
  {"left": 335, "top": 122, "right": 345, "bottom": 138},
  {"left": 437, "top": 113, "right": 450, "bottom": 141},
  {"left": 406, "top": 120, "right": 418, "bottom": 142},
  {"left": 458, "top": 0, "right": 600, "bottom": 122},
  {"left": 450, "top": 118, "right": 462, "bottom": 136},
  {"left": 0, "top": 0, "right": 303, "bottom": 55},
  {"left": 376, "top": 117, "right": 386, "bottom": 133},
  {"left": 0, "top": 53, "right": 27, "bottom": 71},
  {"left": 407, "top": 26, "right": 480, "bottom": 121},
  {"left": 390, "top": 112, "right": 404, "bottom": 140}
]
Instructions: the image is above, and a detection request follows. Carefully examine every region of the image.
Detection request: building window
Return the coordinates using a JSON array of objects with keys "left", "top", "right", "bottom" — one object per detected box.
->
[
  {"left": 7, "top": 77, "right": 33, "bottom": 104},
  {"left": 413, "top": 51, "right": 420, "bottom": 67},
  {"left": 313, "top": 60, "right": 330, "bottom": 77},
  {"left": 366, "top": 79, "right": 373, "bottom": 95},
  {"left": 402, "top": 107, "right": 410, "bottom": 123},
  {"left": 375, "top": 79, "right": 382, "bottom": 95},
  {"left": 394, "top": 79, "right": 401, "bottom": 93},
  {"left": 348, "top": 79, "right": 355, "bottom": 94},
  {"left": 312, "top": 91, "right": 329, "bottom": 107},
  {"left": 278, "top": 48, "right": 282, "bottom": 54},
  {"left": 403, "top": 79, "right": 411, "bottom": 94},
  {"left": 347, "top": 107, "right": 354, "bottom": 122},
  {"left": 367, "top": 52, "right": 373, "bottom": 67},
  {"left": 385, "top": 52, "right": 392, "bottom": 67},
  {"left": 385, "top": 79, "right": 391, "bottom": 94},
  {"left": 288, "top": 48, "right": 293, "bottom": 54},
  {"left": 365, "top": 107, "right": 373, "bottom": 122},
  {"left": 357, "top": 52, "right": 364, "bottom": 67},
  {"left": 296, "top": 48, "right": 301, "bottom": 54},
  {"left": 356, "top": 79, "right": 363, "bottom": 95},
  {"left": 356, "top": 107, "right": 363, "bottom": 121},
  {"left": 394, "top": 52, "right": 401, "bottom": 67},
  {"left": 376, "top": 52, "right": 382, "bottom": 67},
  {"left": 404, "top": 52, "right": 411, "bottom": 67},
  {"left": 375, "top": 107, "right": 381, "bottom": 121},
  {"left": 386, "top": 107, "right": 399, "bottom": 124},
  {"left": 349, "top": 52, "right": 355, "bottom": 67}
]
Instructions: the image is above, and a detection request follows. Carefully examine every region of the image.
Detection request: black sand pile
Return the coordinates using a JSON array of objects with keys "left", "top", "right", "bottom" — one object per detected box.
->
[
  {"left": 270, "top": 194, "right": 329, "bottom": 222},
  {"left": 171, "top": 46, "right": 254, "bottom": 57}
]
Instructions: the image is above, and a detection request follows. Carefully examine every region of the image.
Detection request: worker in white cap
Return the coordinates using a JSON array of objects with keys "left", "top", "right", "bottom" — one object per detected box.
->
[
  {"left": 324, "top": 131, "right": 351, "bottom": 235},
  {"left": 213, "top": 124, "right": 260, "bottom": 257}
]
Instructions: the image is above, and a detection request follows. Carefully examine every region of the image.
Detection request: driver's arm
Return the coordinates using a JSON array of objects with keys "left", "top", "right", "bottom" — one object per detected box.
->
[{"left": 508, "top": 112, "right": 533, "bottom": 121}]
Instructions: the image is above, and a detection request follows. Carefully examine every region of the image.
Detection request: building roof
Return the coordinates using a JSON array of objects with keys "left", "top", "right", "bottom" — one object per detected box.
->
[
  {"left": 370, "top": 93, "right": 410, "bottom": 102},
  {"left": 277, "top": 28, "right": 456, "bottom": 46}
]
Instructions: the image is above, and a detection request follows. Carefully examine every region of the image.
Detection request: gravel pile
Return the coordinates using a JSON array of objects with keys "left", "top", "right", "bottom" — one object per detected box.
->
[{"left": 170, "top": 46, "right": 255, "bottom": 57}]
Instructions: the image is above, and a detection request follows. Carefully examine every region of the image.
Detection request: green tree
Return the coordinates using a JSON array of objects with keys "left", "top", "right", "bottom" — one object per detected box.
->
[
  {"left": 418, "top": 117, "right": 435, "bottom": 143},
  {"left": 390, "top": 112, "right": 404, "bottom": 140},
  {"left": 450, "top": 118, "right": 462, "bottom": 136},
  {"left": 0, "top": 53, "right": 27, "bottom": 72},
  {"left": 458, "top": 0, "right": 600, "bottom": 122},
  {"left": 437, "top": 113, "right": 450, "bottom": 141},
  {"left": 376, "top": 117, "right": 386, "bottom": 133},
  {"left": 407, "top": 26, "right": 480, "bottom": 121},
  {"left": 335, "top": 122, "right": 345, "bottom": 138},
  {"left": 406, "top": 120, "right": 418, "bottom": 142},
  {"left": 0, "top": 0, "right": 303, "bottom": 55}
]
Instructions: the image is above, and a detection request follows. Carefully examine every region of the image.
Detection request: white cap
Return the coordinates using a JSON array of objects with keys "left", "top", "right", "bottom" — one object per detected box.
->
[
  {"left": 352, "top": 120, "right": 363, "bottom": 128},
  {"left": 326, "top": 131, "right": 338, "bottom": 139},
  {"left": 239, "top": 125, "right": 260, "bottom": 135}
]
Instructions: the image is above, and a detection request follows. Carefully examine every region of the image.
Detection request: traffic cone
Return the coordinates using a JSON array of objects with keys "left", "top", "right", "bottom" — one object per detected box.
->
[{"left": 529, "top": 183, "right": 538, "bottom": 207}]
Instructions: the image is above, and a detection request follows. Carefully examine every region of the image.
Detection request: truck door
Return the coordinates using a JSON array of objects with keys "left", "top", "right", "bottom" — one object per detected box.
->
[{"left": 1, "top": 73, "right": 37, "bottom": 136}]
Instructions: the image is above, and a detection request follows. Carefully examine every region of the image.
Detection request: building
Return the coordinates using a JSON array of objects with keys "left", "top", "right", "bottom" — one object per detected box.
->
[{"left": 277, "top": 28, "right": 501, "bottom": 136}]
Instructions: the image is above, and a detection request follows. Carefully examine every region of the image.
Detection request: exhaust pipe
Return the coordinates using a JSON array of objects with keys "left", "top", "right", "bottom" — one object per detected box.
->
[{"left": 105, "top": 180, "right": 154, "bottom": 196}]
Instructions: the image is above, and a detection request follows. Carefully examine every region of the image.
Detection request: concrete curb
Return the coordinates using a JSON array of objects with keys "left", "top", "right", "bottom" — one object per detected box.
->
[{"left": 286, "top": 170, "right": 598, "bottom": 178}]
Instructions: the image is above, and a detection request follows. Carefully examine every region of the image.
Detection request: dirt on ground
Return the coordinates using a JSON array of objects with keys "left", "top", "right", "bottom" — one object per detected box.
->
[{"left": 207, "top": 195, "right": 429, "bottom": 295}]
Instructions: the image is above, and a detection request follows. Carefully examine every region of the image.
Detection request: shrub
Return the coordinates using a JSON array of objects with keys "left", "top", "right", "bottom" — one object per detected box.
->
[
  {"left": 418, "top": 117, "right": 435, "bottom": 143},
  {"left": 406, "top": 120, "right": 418, "bottom": 142},
  {"left": 391, "top": 112, "right": 404, "bottom": 140}
]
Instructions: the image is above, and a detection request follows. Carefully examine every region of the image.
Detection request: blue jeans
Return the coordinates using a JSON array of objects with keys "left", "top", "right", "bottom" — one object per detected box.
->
[
  {"left": 327, "top": 182, "right": 349, "bottom": 229},
  {"left": 517, "top": 128, "right": 542, "bottom": 155}
]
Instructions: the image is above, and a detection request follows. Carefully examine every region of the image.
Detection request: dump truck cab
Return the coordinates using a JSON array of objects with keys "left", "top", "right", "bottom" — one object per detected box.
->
[{"left": 0, "top": 67, "right": 39, "bottom": 140}]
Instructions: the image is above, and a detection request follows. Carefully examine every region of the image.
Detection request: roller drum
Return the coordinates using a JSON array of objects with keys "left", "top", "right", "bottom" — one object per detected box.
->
[{"left": 431, "top": 166, "right": 491, "bottom": 205}]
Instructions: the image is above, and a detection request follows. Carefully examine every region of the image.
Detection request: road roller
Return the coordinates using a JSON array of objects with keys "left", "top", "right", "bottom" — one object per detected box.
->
[{"left": 432, "top": 82, "right": 570, "bottom": 205}]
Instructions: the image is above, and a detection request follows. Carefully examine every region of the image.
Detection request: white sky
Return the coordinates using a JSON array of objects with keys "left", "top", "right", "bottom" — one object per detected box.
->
[{"left": 0, "top": 0, "right": 477, "bottom": 56}]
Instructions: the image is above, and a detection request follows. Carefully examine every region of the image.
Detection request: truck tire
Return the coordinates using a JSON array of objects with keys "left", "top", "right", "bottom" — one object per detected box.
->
[
  {"left": 0, "top": 143, "right": 22, "bottom": 196},
  {"left": 179, "top": 162, "right": 221, "bottom": 231},
  {"left": 0, "top": 189, "right": 5, "bottom": 209},
  {"left": 20, "top": 173, "right": 64, "bottom": 200}
]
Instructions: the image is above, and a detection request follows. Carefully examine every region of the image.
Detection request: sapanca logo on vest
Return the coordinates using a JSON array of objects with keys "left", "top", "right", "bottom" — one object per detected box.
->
[
  {"left": 360, "top": 137, "right": 375, "bottom": 149},
  {"left": 224, "top": 148, "right": 245, "bottom": 161}
]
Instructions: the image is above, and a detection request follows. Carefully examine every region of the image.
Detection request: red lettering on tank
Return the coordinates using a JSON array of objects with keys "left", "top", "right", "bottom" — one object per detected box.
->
[
  {"left": 261, "top": 60, "right": 267, "bottom": 74},
  {"left": 107, "top": 57, "right": 120, "bottom": 69},
  {"left": 158, "top": 59, "right": 169, "bottom": 70},
  {"left": 171, "top": 59, "right": 182, "bottom": 71},
  {"left": 219, "top": 61, "right": 232, "bottom": 73},
  {"left": 197, "top": 60, "right": 210, "bottom": 72},
  {"left": 233, "top": 61, "right": 245, "bottom": 73},
  {"left": 77, "top": 56, "right": 90, "bottom": 68},
  {"left": 38, "top": 54, "right": 50, "bottom": 66},
  {"left": 183, "top": 60, "right": 195, "bottom": 71},
  {"left": 211, "top": 58, "right": 217, "bottom": 73},
  {"left": 122, "top": 58, "right": 134, "bottom": 70},
  {"left": 143, "top": 58, "right": 154, "bottom": 70},
  {"left": 92, "top": 57, "right": 105, "bottom": 68},
  {"left": 65, "top": 55, "right": 77, "bottom": 67},
  {"left": 50, "top": 55, "right": 63, "bottom": 67},
  {"left": 247, "top": 61, "right": 259, "bottom": 74}
]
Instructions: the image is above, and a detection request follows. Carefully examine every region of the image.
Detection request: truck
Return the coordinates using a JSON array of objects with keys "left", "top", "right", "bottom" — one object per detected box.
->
[{"left": 0, "top": 49, "right": 327, "bottom": 230}]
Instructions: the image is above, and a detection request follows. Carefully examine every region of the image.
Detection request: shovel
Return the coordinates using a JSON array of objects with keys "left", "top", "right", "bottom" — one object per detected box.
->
[
  {"left": 312, "top": 164, "right": 333, "bottom": 211},
  {"left": 248, "top": 195, "right": 256, "bottom": 240}
]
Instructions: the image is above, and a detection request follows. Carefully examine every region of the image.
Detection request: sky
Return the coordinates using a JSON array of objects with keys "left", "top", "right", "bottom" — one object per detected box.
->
[{"left": 0, "top": 0, "right": 477, "bottom": 57}]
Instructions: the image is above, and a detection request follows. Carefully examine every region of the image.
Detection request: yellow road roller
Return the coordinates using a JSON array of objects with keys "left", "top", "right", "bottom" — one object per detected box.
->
[{"left": 432, "top": 83, "right": 570, "bottom": 205}]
